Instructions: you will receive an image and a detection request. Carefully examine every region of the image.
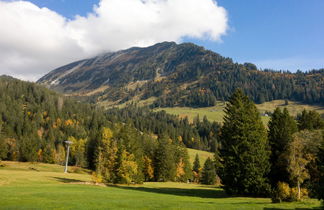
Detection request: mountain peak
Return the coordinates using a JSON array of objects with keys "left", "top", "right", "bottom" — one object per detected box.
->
[
  {"left": 37, "top": 42, "right": 323, "bottom": 107},
  {"left": 37, "top": 41, "right": 217, "bottom": 90}
]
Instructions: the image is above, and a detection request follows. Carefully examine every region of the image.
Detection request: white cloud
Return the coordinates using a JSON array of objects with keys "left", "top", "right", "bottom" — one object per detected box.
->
[{"left": 0, "top": 0, "right": 228, "bottom": 81}]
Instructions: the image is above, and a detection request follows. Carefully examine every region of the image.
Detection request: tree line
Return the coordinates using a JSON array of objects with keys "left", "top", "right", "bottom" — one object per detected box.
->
[{"left": 145, "top": 69, "right": 324, "bottom": 108}]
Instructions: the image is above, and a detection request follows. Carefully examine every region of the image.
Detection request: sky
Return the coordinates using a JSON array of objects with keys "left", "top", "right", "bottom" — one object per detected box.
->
[{"left": 0, "top": 0, "right": 323, "bottom": 81}]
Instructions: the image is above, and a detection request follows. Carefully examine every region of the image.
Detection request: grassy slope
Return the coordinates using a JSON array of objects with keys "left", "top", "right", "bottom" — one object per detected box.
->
[
  {"left": 155, "top": 101, "right": 226, "bottom": 123},
  {"left": 0, "top": 161, "right": 320, "bottom": 209},
  {"left": 187, "top": 148, "right": 214, "bottom": 166},
  {"left": 156, "top": 100, "right": 324, "bottom": 125}
]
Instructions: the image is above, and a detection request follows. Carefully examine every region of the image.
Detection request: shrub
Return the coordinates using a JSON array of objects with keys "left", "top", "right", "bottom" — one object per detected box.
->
[
  {"left": 91, "top": 172, "right": 103, "bottom": 184},
  {"left": 272, "top": 182, "right": 290, "bottom": 203},
  {"left": 289, "top": 187, "right": 309, "bottom": 201},
  {"left": 272, "top": 182, "right": 309, "bottom": 203}
]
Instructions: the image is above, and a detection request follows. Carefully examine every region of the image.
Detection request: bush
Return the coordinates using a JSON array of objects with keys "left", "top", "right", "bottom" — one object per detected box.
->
[
  {"left": 91, "top": 172, "right": 103, "bottom": 184},
  {"left": 272, "top": 182, "right": 290, "bottom": 203},
  {"left": 289, "top": 187, "right": 308, "bottom": 201},
  {"left": 271, "top": 182, "right": 308, "bottom": 203}
]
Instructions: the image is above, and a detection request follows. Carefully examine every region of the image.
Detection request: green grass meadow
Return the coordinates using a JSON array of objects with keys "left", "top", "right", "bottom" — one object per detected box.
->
[
  {"left": 188, "top": 148, "right": 214, "bottom": 165},
  {"left": 0, "top": 161, "right": 321, "bottom": 209},
  {"left": 156, "top": 100, "right": 324, "bottom": 126}
]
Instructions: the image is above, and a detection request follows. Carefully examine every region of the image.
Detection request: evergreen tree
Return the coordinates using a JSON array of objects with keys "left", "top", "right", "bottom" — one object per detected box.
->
[
  {"left": 193, "top": 154, "right": 201, "bottom": 183},
  {"left": 0, "top": 120, "right": 8, "bottom": 160},
  {"left": 0, "top": 138, "right": 8, "bottom": 160},
  {"left": 219, "top": 89, "right": 271, "bottom": 196},
  {"left": 268, "top": 108, "right": 298, "bottom": 186},
  {"left": 316, "top": 135, "right": 324, "bottom": 201},
  {"left": 174, "top": 146, "right": 192, "bottom": 182},
  {"left": 154, "top": 136, "right": 176, "bottom": 181},
  {"left": 297, "top": 110, "right": 324, "bottom": 131},
  {"left": 200, "top": 157, "right": 216, "bottom": 185},
  {"left": 193, "top": 154, "right": 201, "bottom": 173}
]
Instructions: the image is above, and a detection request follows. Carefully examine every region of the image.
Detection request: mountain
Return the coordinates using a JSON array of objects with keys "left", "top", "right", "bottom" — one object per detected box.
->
[{"left": 38, "top": 42, "right": 324, "bottom": 107}]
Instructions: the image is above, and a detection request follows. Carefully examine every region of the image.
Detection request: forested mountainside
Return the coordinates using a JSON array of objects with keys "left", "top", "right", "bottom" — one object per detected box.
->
[
  {"left": 0, "top": 76, "right": 227, "bottom": 182},
  {"left": 0, "top": 76, "right": 198, "bottom": 183},
  {"left": 38, "top": 42, "right": 324, "bottom": 107},
  {"left": 0, "top": 75, "right": 110, "bottom": 167}
]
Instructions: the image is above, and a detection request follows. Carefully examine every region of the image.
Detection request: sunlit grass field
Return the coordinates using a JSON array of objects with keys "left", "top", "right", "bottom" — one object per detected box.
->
[
  {"left": 155, "top": 101, "right": 226, "bottom": 123},
  {"left": 0, "top": 161, "right": 321, "bottom": 209},
  {"left": 156, "top": 100, "right": 324, "bottom": 126},
  {"left": 187, "top": 148, "right": 214, "bottom": 165}
]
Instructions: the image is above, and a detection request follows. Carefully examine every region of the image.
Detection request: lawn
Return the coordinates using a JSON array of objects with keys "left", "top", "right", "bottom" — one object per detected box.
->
[{"left": 0, "top": 161, "right": 321, "bottom": 209}]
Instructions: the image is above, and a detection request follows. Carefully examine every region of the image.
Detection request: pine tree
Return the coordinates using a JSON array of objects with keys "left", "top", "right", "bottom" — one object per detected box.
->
[
  {"left": 0, "top": 138, "right": 8, "bottom": 160},
  {"left": 0, "top": 120, "right": 8, "bottom": 160},
  {"left": 154, "top": 136, "right": 176, "bottom": 181},
  {"left": 193, "top": 154, "right": 201, "bottom": 183},
  {"left": 174, "top": 146, "right": 192, "bottom": 182},
  {"left": 200, "top": 157, "right": 216, "bottom": 185},
  {"left": 193, "top": 154, "right": 201, "bottom": 173},
  {"left": 297, "top": 110, "right": 324, "bottom": 131},
  {"left": 268, "top": 108, "right": 298, "bottom": 186},
  {"left": 219, "top": 89, "right": 271, "bottom": 196},
  {"left": 316, "top": 135, "right": 324, "bottom": 201}
]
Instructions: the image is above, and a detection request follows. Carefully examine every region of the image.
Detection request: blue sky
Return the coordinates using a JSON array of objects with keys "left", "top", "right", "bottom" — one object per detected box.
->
[
  {"left": 0, "top": 0, "right": 323, "bottom": 80},
  {"left": 199, "top": 0, "right": 324, "bottom": 71}
]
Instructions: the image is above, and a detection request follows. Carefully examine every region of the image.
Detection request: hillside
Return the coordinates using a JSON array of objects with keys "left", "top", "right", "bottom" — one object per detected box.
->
[
  {"left": 0, "top": 161, "right": 320, "bottom": 209},
  {"left": 38, "top": 42, "right": 324, "bottom": 107},
  {"left": 188, "top": 148, "right": 214, "bottom": 166},
  {"left": 0, "top": 75, "right": 111, "bottom": 167},
  {"left": 0, "top": 76, "right": 204, "bottom": 184},
  {"left": 156, "top": 100, "right": 324, "bottom": 125}
]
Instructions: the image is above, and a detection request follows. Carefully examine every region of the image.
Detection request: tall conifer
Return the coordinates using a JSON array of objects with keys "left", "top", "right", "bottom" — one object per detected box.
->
[
  {"left": 268, "top": 108, "right": 297, "bottom": 186},
  {"left": 193, "top": 154, "right": 201, "bottom": 173},
  {"left": 200, "top": 157, "right": 216, "bottom": 185},
  {"left": 219, "top": 89, "right": 270, "bottom": 196}
]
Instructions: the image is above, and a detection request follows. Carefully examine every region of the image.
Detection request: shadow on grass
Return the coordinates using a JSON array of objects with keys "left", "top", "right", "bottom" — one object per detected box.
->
[
  {"left": 53, "top": 177, "right": 83, "bottom": 183},
  {"left": 111, "top": 185, "right": 227, "bottom": 199},
  {"left": 264, "top": 207, "right": 322, "bottom": 210}
]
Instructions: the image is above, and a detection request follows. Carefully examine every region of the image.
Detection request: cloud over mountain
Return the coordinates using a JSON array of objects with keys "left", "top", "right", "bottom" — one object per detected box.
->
[{"left": 0, "top": 0, "right": 228, "bottom": 81}]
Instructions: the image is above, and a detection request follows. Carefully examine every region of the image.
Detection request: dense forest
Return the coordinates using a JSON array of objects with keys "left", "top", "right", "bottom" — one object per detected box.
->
[
  {"left": 38, "top": 42, "right": 324, "bottom": 107},
  {"left": 0, "top": 76, "right": 192, "bottom": 183},
  {"left": 106, "top": 105, "right": 220, "bottom": 152},
  {"left": 1, "top": 76, "right": 324, "bottom": 203}
]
